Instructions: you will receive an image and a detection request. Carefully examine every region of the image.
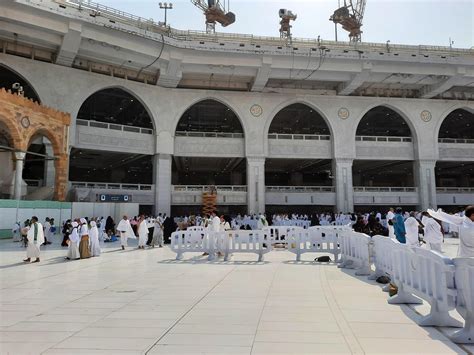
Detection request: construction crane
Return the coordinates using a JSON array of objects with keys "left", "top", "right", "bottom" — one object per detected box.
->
[
  {"left": 191, "top": 0, "right": 235, "bottom": 34},
  {"left": 330, "top": 0, "right": 367, "bottom": 42},
  {"left": 279, "top": 9, "right": 297, "bottom": 43}
]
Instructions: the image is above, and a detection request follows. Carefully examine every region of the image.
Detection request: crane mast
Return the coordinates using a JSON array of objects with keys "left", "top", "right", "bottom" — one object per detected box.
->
[
  {"left": 330, "top": 0, "right": 367, "bottom": 42},
  {"left": 191, "top": 0, "right": 235, "bottom": 34}
]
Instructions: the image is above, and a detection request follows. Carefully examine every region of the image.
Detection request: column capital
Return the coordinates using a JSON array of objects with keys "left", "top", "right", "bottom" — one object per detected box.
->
[
  {"left": 14, "top": 152, "right": 26, "bottom": 160},
  {"left": 246, "top": 156, "right": 266, "bottom": 164},
  {"left": 416, "top": 159, "right": 437, "bottom": 166},
  {"left": 334, "top": 158, "right": 354, "bottom": 165}
]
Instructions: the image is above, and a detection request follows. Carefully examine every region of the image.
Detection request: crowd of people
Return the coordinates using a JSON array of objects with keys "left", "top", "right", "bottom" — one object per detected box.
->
[{"left": 15, "top": 205, "right": 474, "bottom": 263}]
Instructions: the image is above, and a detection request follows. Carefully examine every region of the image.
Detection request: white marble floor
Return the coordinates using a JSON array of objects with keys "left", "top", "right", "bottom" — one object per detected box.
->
[{"left": 0, "top": 236, "right": 470, "bottom": 355}]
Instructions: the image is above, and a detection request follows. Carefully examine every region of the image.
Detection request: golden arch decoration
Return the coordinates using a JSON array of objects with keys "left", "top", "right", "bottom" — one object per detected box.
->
[{"left": 0, "top": 88, "right": 70, "bottom": 201}]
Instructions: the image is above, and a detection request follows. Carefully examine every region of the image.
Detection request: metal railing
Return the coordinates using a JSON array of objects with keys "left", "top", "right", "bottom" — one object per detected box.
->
[
  {"left": 266, "top": 186, "right": 335, "bottom": 193},
  {"left": 24, "top": 179, "right": 42, "bottom": 187},
  {"left": 268, "top": 134, "right": 331, "bottom": 141},
  {"left": 70, "top": 181, "right": 154, "bottom": 191},
  {"left": 354, "top": 186, "right": 417, "bottom": 193},
  {"left": 356, "top": 136, "right": 412, "bottom": 143},
  {"left": 175, "top": 131, "right": 244, "bottom": 139},
  {"left": 436, "top": 187, "right": 474, "bottom": 193},
  {"left": 76, "top": 119, "right": 154, "bottom": 134},
  {"left": 172, "top": 185, "right": 247, "bottom": 192},
  {"left": 438, "top": 138, "right": 474, "bottom": 144},
  {"left": 51, "top": 0, "right": 474, "bottom": 56}
]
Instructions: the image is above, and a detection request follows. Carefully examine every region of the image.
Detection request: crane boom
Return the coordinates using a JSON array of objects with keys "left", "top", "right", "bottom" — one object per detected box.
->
[
  {"left": 330, "top": 0, "right": 367, "bottom": 42},
  {"left": 191, "top": 0, "right": 235, "bottom": 34}
]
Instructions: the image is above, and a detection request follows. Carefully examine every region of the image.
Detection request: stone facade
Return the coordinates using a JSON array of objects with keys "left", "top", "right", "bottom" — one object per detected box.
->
[{"left": 0, "top": 88, "right": 71, "bottom": 201}]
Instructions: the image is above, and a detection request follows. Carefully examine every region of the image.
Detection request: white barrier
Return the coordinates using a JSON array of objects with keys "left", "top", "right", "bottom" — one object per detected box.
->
[
  {"left": 338, "top": 231, "right": 372, "bottom": 275},
  {"left": 272, "top": 220, "right": 311, "bottom": 229},
  {"left": 287, "top": 226, "right": 349, "bottom": 262},
  {"left": 221, "top": 230, "right": 272, "bottom": 262},
  {"left": 262, "top": 226, "right": 302, "bottom": 246},
  {"left": 187, "top": 226, "right": 206, "bottom": 232},
  {"left": 451, "top": 258, "right": 474, "bottom": 344},
  {"left": 370, "top": 235, "right": 398, "bottom": 282},
  {"left": 388, "top": 244, "right": 462, "bottom": 328},
  {"left": 171, "top": 230, "right": 215, "bottom": 261}
]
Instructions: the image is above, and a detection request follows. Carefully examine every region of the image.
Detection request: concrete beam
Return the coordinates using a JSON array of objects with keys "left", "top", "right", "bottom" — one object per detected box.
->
[
  {"left": 338, "top": 62, "right": 372, "bottom": 96},
  {"left": 251, "top": 57, "right": 272, "bottom": 92},
  {"left": 421, "top": 67, "right": 466, "bottom": 99},
  {"left": 157, "top": 54, "right": 183, "bottom": 88},
  {"left": 56, "top": 22, "right": 82, "bottom": 67}
]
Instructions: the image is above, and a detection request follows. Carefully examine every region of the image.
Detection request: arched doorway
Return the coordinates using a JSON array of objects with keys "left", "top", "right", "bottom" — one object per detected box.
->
[
  {"left": 78, "top": 88, "right": 154, "bottom": 129},
  {"left": 356, "top": 106, "right": 412, "bottom": 138},
  {"left": 176, "top": 99, "right": 244, "bottom": 136},
  {"left": 0, "top": 65, "right": 40, "bottom": 102},
  {"left": 269, "top": 103, "right": 330, "bottom": 136},
  {"left": 438, "top": 109, "right": 474, "bottom": 141}
]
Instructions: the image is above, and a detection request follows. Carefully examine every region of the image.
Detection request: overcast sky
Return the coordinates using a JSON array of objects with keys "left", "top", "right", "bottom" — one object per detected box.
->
[{"left": 98, "top": 0, "right": 473, "bottom": 48}]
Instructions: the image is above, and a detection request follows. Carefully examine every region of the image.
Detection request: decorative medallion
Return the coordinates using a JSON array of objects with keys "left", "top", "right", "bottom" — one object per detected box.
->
[
  {"left": 420, "top": 110, "right": 432, "bottom": 122},
  {"left": 338, "top": 107, "right": 350, "bottom": 120},
  {"left": 250, "top": 104, "right": 263, "bottom": 117},
  {"left": 20, "top": 116, "right": 30, "bottom": 128}
]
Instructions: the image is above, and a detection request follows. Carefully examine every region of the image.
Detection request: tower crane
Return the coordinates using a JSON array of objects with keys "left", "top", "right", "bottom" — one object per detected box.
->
[
  {"left": 279, "top": 9, "right": 297, "bottom": 43},
  {"left": 191, "top": 0, "right": 235, "bottom": 34},
  {"left": 330, "top": 0, "right": 367, "bottom": 42}
]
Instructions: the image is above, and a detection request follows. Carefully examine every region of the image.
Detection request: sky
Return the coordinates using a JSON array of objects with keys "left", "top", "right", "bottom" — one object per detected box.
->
[{"left": 97, "top": 0, "right": 474, "bottom": 48}]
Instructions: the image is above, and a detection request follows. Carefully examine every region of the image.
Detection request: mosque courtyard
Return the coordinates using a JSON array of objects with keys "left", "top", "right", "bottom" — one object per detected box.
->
[{"left": 0, "top": 237, "right": 471, "bottom": 355}]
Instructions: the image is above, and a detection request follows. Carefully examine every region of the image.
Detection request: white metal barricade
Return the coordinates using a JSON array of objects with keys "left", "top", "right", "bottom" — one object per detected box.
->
[
  {"left": 370, "top": 235, "right": 398, "bottom": 281},
  {"left": 187, "top": 226, "right": 206, "bottom": 232},
  {"left": 388, "top": 245, "right": 462, "bottom": 327},
  {"left": 222, "top": 230, "right": 272, "bottom": 262},
  {"left": 273, "top": 220, "right": 310, "bottom": 229},
  {"left": 262, "top": 226, "right": 303, "bottom": 247},
  {"left": 338, "top": 231, "right": 372, "bottom": 275},
  {"left": 171, "top": 230, "right": 215, "bottom": 261},
  {"left": 287, "top": 226, "right": 348, "bottom": 261},
  {"left": 451, "top": 258, "right": 474, "bottom": 344}
]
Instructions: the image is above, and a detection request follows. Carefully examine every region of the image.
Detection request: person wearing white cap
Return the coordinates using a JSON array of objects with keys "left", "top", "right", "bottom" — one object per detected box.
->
[
  {"left": 116, "top": 215, "right": 136, "bottom": 250},
  {"left": 89, "top": 220, "right": 101, "bottom": 257},
  {"left": 78, "top": 218, "right": 91, "bottom": 259},
  {"left": 66, "top": 221, "right": 80, "bottom": 260}
]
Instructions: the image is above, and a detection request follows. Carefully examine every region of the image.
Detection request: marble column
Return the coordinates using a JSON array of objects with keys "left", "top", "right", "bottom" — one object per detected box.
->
[
  {"left": 153, "top": 154, "right": 172, "bottom": 215},
  {"left": 414, "top": 159, "right": 437, "bottom": 211},
  {"left": 13, "top": 152, "right": 26, "bottom": 200},
  {"left": 246, "top": 157, "right": 265, "bottom": 214},
  {"left": 333, "top": 158, "right": 354, "bottom": 213}
]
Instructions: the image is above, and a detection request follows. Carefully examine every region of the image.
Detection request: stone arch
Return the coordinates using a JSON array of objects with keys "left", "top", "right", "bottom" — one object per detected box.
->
[
  {"left": 264, "top": 99, "right": 334, "bottom": 138},
  {"left": 436, "top": 106, "right": 474, "bottom": 140},
  {"left": 173, "top": 98, "right": 245, "bottom": 136},
  {"left": 77, "top": 86, "right": 156, "bottom": 130},
  {"left": 0, "top": 64, "right": 41, "bottom": 103},
  {"left": 0, "top": 114, "right": 23, "bottom": 150},
  {"left": 355, "top": 104, "right": 417, "bottom": 141}
]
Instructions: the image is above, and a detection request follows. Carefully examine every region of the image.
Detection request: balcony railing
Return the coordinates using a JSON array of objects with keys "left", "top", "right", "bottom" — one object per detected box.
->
[
  {"left": 266, "top": 186, "right": 335, "bottom": 192},
  {"left": 438, "top": 138, "right": 474, "bottom": 144},
  {"left": 172, "top": 185, "right": 247, "bottom": 192},
  {"left": 268, "top": 134, "right": 331, "bottom": 141},
  {"left": 76, "top": 119, "right": 154, "bottom": 134},
  {"left": 436, "top": 187, "right": 474, "bottom": 193},
  {"left": 356, "top": 136, "right": 412, "bottom": 143},
  {"left": 70, "top": 181, "right": 154, "bottom": 191},
  {"left": 354, "top": 186, "right": 417, "bottom": 193},
  {"left": 175, "top": 131, "right": 244, "bottom": 138}
]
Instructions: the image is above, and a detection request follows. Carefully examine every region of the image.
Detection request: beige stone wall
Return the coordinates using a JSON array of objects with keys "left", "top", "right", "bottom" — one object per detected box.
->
[{"left": 0, "top": 88, "right": 70, "bottom": 201}]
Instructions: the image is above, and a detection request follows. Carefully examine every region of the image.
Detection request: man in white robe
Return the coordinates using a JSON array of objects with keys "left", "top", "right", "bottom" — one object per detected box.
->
[
  {"left": 404, "top": 212, "right": 420, "bottom": 247},
  {"left": 117, "top": 216, "right": 135, "bottom": 250},
  {"left": 137, "top": 216, "right": 148, "bottom": 249},
  {"left": 386, "top": 208, "right": 395, "bottom": 239},
  {"left": 24, "top": 216, "right": 44, "bottom": 263},
  {"left": 428, "top": 206, "right": 474, "bottom": 257},
  {"left": 421, "top": 212, "right": 443, "bottom": 252}
]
